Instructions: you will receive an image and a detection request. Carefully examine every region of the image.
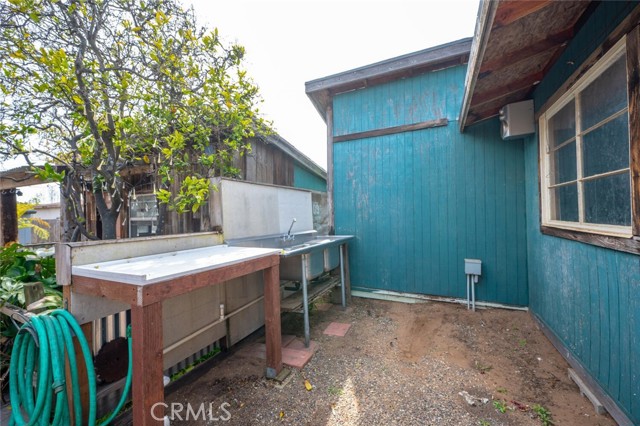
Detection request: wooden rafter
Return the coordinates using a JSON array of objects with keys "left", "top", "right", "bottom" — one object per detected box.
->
[{"left": 493, "top": 0, "right": 554, "bottom": 28}]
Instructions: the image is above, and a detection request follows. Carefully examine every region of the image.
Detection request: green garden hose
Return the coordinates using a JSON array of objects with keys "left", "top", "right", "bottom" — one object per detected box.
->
[{"left": 9, "top": 309, "right": 133, "bottom": 426}]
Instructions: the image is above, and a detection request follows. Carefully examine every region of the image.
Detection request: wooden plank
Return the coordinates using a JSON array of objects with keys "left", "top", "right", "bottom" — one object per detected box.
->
[
  {"left": 69, "top": 275, "right": 139, "bottom": 306},
  {"left": 262, "top": 264, "right": 282, "bottom": 379},
  {"left": 540, "top": 226, "right": 640, "bottom": 255},
  {"left": 493, "top": 0, "right": 553, "bottom": 28},
  {"left": 280, "top": 275, "right": 340, "bottom": 312},
  {"left": 326, "top": 104, "right": 335, "bottom": 234},
  {"left": 459, "top": 0, "right": 499, "bottom": 131},
  {"left": 56, "top": 243, "right": 72, "bottom": 286},
  {"left": 333, "top": 118, "right": 448, "bottom": 143},
  {"left": 627, "top": 25, "right": 640, "bottom": 236},
  {"left": 71, "top": 253, "right": 280, "bottom": 306},
  {"left": 131, "top": 302, "right": 164, "bottom": 425},
  {"left": 531, "top": 312, "right": 634, "bottom": 426}
]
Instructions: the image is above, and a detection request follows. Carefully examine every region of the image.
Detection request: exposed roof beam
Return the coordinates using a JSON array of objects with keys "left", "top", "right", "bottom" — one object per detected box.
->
[{"left": 493, "top": 0, "right": 554, "bottom": 28}]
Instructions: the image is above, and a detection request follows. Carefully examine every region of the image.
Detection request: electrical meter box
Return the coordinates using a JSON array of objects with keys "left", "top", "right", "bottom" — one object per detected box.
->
[
  {"left": 499, "top": 99, "right": 534, "bottom": 140},
  {"left": 464, "top": 259, "right": 482, "bottom": 276}
]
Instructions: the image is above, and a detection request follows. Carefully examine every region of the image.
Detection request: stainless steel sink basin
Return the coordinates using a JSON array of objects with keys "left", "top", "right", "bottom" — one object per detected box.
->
[{"left": 226, "top": 232, "right": 353, "bottom": 281}]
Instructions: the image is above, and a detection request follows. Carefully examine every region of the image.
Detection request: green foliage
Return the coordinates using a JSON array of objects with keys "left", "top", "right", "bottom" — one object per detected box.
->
[
  {"left": 532, "top": 404, "right": 553, "bottom": 426},
  {"left": 0, "top": 242, "right": 62, "bottom": 397},
  {"left": 170, "top": 347, "right": 220, "bottom": 382},
  {"left": 0, "top": 0, "right": 271, "bottom": 239},
  {"left": 17, "top": 202, "right": 50, "bottom": 240},
  {"left": 493, "top": 400, "right": 507, "bottom": 414},
  {"left": 327, "top": 385, "right": 343, "bottom": 396},
  {"left": 0, "top": 243, "right": 62, "bottom": 336}
]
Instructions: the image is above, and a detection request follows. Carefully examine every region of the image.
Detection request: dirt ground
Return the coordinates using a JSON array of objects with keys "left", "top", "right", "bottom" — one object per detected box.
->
[{"left": 163, "top": 297, "right": 617, "bottom": 426}]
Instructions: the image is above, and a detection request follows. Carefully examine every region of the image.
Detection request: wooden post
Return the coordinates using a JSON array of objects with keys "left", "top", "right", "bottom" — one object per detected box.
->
[
  {"left": 627, "top": 25, "right": 640, "bottom": 237},
  {"left": 62, "top": 286, "right": 93, "bottom": 425},
  {"left": 131, "top": 302, "right": 164, "bottom": 426},
  {"left": 1, "top": 189, "right": 18, "bottom": 245},
  {"left": 326, "top": 105, "right": 335, "bottom": 234},
  {"left": 263, "top": 264, "right": 282, "bottom": 379}
]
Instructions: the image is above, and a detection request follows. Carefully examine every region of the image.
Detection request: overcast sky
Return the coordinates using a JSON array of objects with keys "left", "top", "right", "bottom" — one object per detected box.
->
[
  {"left": 11, "top": 0, "right": 480, "bottom": 202},
  {"left": 188, "top": 0, "right": 481, "bottom": 169}
]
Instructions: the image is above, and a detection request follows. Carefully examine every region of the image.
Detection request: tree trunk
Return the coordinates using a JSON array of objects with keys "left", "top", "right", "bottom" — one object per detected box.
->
[{"left": 156, "top": 202, "right": 168, "bottom": 236}]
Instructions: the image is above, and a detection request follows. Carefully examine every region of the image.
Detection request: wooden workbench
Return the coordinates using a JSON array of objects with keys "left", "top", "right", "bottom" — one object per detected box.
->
[{"left": 71, "top": 245, "right": 283, "bottom": 426}]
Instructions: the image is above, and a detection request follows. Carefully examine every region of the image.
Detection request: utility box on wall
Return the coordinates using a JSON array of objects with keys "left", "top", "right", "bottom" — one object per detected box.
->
[
  {"left": 499, "top": 100, "right": 534, "bottom": 140},
  {"left": 464, "top": 258, "right": 482, "bottom": 276}
]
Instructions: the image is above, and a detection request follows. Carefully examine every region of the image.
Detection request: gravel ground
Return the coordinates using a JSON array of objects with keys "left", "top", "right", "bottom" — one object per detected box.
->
[{"left": 163, "top": 297, "right": 617, "bottom": 426}]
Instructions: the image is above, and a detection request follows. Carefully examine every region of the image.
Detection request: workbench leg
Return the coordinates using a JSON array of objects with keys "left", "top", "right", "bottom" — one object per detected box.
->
[
  {"left": 263, "top": 265, "right": 282, "bottom": 379},
  {"left": 132, "top": 302, "right": 164, "bottom": 425},
  {"left": 343, "top": 244, "right": 352, "bottom": 304}
]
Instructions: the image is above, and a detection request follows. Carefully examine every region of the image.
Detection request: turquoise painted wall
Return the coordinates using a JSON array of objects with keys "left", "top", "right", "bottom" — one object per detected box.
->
[
  {"left": 527, "top": 2, "right": 640, "bottom": 422},
  {"left": 333, "top": 65, "right": 528, "bottom": 306},
  {"left": 293, "top": 164, "right": 326, "bottom": 192}
]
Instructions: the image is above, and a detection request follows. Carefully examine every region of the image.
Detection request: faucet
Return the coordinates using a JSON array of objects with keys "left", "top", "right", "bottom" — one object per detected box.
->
[{"left": 283, "top": 218, "right": 296, "bottom": 241}]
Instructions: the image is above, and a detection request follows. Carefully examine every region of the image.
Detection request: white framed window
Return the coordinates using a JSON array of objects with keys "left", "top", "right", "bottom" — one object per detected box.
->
[{"left": 539, "top": 37, "right": 632, "bottom": 237}]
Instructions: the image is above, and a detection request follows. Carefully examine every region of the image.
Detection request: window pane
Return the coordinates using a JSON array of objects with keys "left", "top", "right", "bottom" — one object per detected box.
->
[
  {"left": 551, "top": 184, "right": 579, "bottom": 222},
  {"left": 584, "top": 172, "right": 631, "bottom": 226},
  {"left": 551, "top": 140, "right": 576, "bottom": 184},
  {"left": 548, "top": 100, "right": 575, "bottom": 147},
  {"left": 582, "top": 113, "right": 629, "bottom": 177},
  {"left": 580, "top": 55, "right": 627, "bottom": 130}
]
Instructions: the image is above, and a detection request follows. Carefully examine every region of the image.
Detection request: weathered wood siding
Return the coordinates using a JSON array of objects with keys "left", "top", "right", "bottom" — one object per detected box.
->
[
  {"left": 294, "top": 163, "right": 327, "bottom": 192},
  {"left": 332, "top": 65, "right": 528, "bottom": 305},
  {"left": 528, "top": 2, "right": 640, "bottom": 423}
]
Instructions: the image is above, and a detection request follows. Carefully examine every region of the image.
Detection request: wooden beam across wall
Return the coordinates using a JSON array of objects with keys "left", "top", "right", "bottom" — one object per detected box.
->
[{"left": 333, "top": 118, "right": 449, "bottom": 143}]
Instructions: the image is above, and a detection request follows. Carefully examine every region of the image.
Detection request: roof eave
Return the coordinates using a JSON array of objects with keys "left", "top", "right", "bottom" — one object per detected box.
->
[
  {"left": 306, "top": 37, "right": 473, "bottom": 122},
  {"left": 459, "top": 0, "right": 498, "bottom": 132}
]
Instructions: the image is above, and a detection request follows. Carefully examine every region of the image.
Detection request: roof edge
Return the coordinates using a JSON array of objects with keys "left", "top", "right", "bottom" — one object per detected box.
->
[
  {"left": 306, "top": 37, "right": 473, "bottom": 121},
  {"left": 458, "top": 0, "right": 498, "bottom": 132},
  {"left": 262, "top": 133, "right": 327, "bottom": 180}
]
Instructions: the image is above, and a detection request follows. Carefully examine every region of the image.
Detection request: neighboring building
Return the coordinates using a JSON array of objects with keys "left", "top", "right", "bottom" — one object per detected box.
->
[
  {"left": 0, "top": 134, "right": 327, "bottom": 242},
  {"left": 306, "top": 2, "right": 639, "bottom": 424}
]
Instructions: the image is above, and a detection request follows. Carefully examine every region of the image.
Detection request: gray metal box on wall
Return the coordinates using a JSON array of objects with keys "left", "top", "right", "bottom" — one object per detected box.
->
[{"left": 464, "top": 258, "right": 482, "bottom": 276}]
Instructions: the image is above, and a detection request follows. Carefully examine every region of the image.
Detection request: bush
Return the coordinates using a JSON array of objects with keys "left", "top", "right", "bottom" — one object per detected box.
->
[{"left": 0, "top": 242, "right": 62, "bottom": 399}]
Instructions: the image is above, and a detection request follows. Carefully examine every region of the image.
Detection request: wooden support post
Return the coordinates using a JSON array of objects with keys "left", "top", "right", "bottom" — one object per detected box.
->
[
  {"left": 263, "top": 265, "right": 282, "bottom": 379},
  {"left": 1, "top": 189, "right": 18, "bottom": 245},
  {"left": 131, "top": 302, "right": 164, "bottom": 426},
  {"left": 63, "top": 287, "right": 93, "bottom": 425}
]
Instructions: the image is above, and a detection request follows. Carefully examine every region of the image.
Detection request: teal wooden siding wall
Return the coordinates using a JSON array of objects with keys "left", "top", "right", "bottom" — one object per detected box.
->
[
  {"left": 332, "top": 65, "right": 528, "bottom": 306},
  {"left": 528, "top": 2, "right": 640, "bottom": 423},
  {"left": 293, "top": 164, "right": 326, "bottom": 192}
]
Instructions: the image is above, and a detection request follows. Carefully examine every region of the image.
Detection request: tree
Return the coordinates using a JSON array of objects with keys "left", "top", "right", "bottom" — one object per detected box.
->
[
  {"left": 0, "top": 0, "right": 269, "bottom": 240},
  {"left": 17, "top": 202, "right": 51, "bottom": 241}
]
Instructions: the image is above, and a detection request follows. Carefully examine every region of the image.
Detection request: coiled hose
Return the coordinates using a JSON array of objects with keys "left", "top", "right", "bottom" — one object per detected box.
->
[{"left": 9, "top": 309, "right": 133, "bottom": 426}]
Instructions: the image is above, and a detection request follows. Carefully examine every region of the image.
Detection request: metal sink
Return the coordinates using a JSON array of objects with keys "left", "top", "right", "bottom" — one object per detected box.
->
[
  {"left": 226, "top": 231, "right": 353, "bottom": 348},
  {"left": 226, "top": 232, "right": 353, "bottom": 281}
]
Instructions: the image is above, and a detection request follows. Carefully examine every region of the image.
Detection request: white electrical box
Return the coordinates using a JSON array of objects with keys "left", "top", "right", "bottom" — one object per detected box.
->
[
  {"left": 499, "top": 100, "right": 534, "bottom": 140},
  {"left": 464, "top": 258, "right": 482, "bottom": 276}
]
